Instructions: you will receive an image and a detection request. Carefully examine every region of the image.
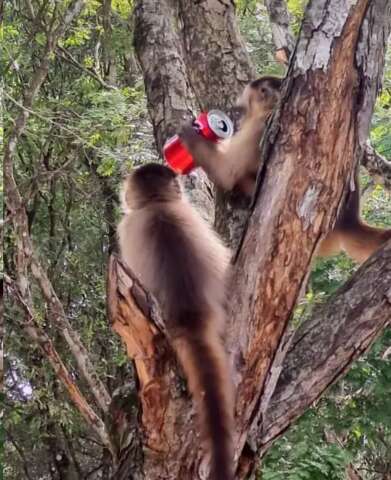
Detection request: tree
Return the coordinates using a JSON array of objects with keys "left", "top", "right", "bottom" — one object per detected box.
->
[{"left": 3, "top": 0, "right": 391, "bottom": 479}]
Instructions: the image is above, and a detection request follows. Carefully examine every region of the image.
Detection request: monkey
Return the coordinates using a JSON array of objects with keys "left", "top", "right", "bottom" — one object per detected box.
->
[
  {"left": 316, "top": 165, "right": 391, "bottom": 263},
  {"left": 179, "top": 76, "right": 283, "bottom": 196},
  {"left": 117, "top": 163, "right": 234, "bottom": 480},
  {"left": 178, "top": 76, "right": 391, "bottom": 264}
]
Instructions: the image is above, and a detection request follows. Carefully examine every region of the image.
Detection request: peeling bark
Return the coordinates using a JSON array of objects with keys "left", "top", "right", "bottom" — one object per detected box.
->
[
  {"left": 230, "top": 0, "right": 391, "bottom": 473},
  {"left": 107, "top": 240, "right": 391, "bottom": 478},
  {"left": 231, "top": 0, "right": 372, "bottom": 450},
  {"left": 108, "top": 256, "right": 209, "bottom": 479}
]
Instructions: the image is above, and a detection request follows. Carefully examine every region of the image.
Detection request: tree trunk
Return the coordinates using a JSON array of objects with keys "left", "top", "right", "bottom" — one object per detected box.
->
[
  {"left": 264, "top": 0, "right": 295, "bottom": 63},
  {"left": 178, "top": 0, "right": 254, "bottom": 111},
  {"left": 178, "top": 0, "right": 257, "bottom": 247},
  {"left": 133, "top": 0, "right": 215, "bottom": 223}
]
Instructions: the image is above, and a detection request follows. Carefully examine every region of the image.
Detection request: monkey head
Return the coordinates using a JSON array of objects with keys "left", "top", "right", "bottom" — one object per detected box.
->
[
  {"left": 122, "top": 163, "right": 182, "bottom": 210},
  {"left": 235, "top": 76, "right": 282, "bottom": 122}
]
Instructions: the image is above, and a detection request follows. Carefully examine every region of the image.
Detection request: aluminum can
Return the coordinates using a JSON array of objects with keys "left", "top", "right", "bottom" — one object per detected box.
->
[{"left": 163, "top": 110, "right": 233, "bottom": 174}]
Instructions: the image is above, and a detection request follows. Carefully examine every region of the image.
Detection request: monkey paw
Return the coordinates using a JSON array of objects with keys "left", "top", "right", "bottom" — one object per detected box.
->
[{"left": 178, "top": 123, "right": 199, "bottom": 146}]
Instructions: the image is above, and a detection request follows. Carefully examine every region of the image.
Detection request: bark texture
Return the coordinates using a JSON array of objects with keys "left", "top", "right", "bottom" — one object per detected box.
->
[
  {"left": 177, "top": 0, "right": 257, "bottom": 247},
  {"left": 260, "top": 240, "right": 391, "bottom": 456},
  {"left": 178, "top": 0, "right": 255, "bottom": 111},
  {"left": 229, "top": 0, "right": 391, "bottom": 473},
  {"left": 133, "top": 0, "right": 195, "bottom": 152},
  {"left": 265, "top": 0, "right": 295, "bottom": 63}
]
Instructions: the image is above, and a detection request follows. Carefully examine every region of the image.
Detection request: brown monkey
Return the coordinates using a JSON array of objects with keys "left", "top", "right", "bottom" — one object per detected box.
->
[
  {"left": 179, "top": 77, "right": 390, "bottom": 263},
  {"left": 317, "top": 166, "right": 391, "bottom": 263},
  {"left": 117, "top": 163, "right": 234, "bottom": 480},
  {"left": 179, "top": 76, "right": 282, "bottom": 196}
]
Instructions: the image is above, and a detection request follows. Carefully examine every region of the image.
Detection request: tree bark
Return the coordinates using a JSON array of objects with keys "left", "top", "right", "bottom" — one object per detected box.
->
[
  {"left": 177, "top": 0, "right": 257, "bottom": 247},
  {"left": 230, "top": 0, "right": 391, "bottom": 474},
  {"left": 133, "top": 0, "right": 196, "bottom": 152},
  {"left": 260, "top": 240, "right": 391, "bottom": 456},
  {"left": 264, "top": 0, "right": 295, "bottom": 63},
  {"left": 178, "top": 0, "right": 255, "bottom": 111},
  {"left": 133, "top": 0, "right": 215, "bottom": 222}
]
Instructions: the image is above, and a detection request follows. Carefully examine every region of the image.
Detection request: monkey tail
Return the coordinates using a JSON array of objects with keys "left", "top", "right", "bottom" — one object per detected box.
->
[{"left": 172, "top": 321, "right": 234, "bottom": 480}]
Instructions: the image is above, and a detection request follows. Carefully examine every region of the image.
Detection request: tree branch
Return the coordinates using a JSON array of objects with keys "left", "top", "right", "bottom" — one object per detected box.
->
[
  {"left": 264, "top": 0, "right": 295, "bottom": 64},
  {"left": 107, "top": 256, "right": 172, "bottom": 452},
  {"left": 55, "top": 46, "right": 117, "bottom": 90},
  {"left": 230, "top": 0, "right": 373, "bottom": 454},
  {"left": 363, "top": 143, "right": 391, "bottom": 190},
  {"left": 260, "top": 241, "right": 391, "bottom": 455},
  {"left": 111, "top": 0, "right": 391, "bottom": 478}
]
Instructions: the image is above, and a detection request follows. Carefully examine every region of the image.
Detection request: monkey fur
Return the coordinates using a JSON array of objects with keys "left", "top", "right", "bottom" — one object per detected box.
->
[
  {"left": 179, "top": 76, "right": 282, "bottom": 196},
  {"left": 317, "top": 165, "right": 391, "bottom": 263},
  {"left": 117, "top": 163, "right": 234, "bottom": 480},
  {"left": 179, "top": 76, "right": 390, "bottom": 264}
]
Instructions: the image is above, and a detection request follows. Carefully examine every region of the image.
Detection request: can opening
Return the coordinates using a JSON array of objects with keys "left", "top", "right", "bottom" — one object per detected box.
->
[{"left": 207, "top": 110, "right": 234, "bottom": 139}]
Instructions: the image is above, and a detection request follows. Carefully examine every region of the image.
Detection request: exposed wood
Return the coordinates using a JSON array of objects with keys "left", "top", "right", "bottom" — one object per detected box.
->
[
  {"left": 230, "top": 0, "right": 372, "bottom": 456},
  {"left": 107, "top": 256, "right": 170, "bottom": 452},
  {"left": 107, "top": 240, "right": 391, "bottom": 478},
  {"left": 107, "top": 256, "right": 208, "bottom": 479}
]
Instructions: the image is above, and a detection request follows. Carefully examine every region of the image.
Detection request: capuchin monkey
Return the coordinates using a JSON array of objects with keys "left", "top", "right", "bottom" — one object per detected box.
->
[
  {"left": 179, "top": 77, "right": 391, "bottom": 264},
  {"left": 317, "top": 165, "right": 391, "bottom": 263},
  {"left": 117, "top": 163, "right": 234, "bottom": 480},
  {"left": 179, "top": 76, "right": 282, "bottom": 196}
]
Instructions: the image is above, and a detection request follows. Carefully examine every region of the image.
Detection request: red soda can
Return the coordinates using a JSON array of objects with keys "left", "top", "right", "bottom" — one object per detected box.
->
[{"left": 163, "top": 110, "right": 234, "bottom": 175}]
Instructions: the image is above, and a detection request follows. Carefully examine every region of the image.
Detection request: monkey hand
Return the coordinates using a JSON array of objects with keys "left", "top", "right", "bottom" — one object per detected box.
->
[{"left": 178, "top": 122, "right": 200, "bottom": 149}]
